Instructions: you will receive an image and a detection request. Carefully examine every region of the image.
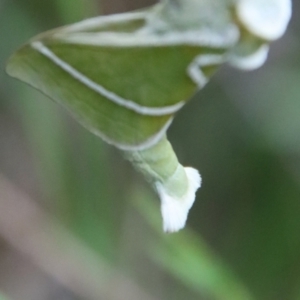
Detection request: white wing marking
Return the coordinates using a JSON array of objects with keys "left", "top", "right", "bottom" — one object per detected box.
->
[
  {"left": 31, "top": 41, "right": 185, "bottom": 116},
  {"left": 54, "top": 28, "right": 239, "bottom": 48},
  {"left": 88, "top": 117, "right": 173, "bottom": 151},
  {"left": 229, "top": 44, "right": 269, "bottom": 70},
  {"left": 187, "top": 54, "right": 225, "bottom": 88}
]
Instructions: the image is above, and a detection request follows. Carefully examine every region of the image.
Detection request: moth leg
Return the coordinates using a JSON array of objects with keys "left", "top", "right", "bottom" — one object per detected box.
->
[
  {"left": 187, "top": 54, "right": 225, "bottom": 88},
  {"left": 125, "top": 136, "right": 201, "bottom": 233}
]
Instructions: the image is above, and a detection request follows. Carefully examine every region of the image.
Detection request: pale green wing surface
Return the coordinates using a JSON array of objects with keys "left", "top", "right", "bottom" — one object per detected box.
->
[
  {"left": 6, "top": 10, "right": 226, "bottom": 149},
  {"left": 43, "top": 42, "right": 200, "bottom": 108},
  {"left": 6, "top": 43, "right": 173, "bottom": 149}
]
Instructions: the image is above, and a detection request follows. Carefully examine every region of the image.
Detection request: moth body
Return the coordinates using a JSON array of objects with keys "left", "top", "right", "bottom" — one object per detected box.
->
[{"left": 6, "top": 0, "right": 292, "bottom": 232}]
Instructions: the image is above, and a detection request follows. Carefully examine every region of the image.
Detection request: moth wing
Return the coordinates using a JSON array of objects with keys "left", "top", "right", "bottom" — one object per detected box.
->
[{"left": 6, "top": 11, "right": 201, "bottom": 150}]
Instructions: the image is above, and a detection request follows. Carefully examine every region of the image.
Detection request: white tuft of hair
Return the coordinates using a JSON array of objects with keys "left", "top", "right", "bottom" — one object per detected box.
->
[
  {"left": 156, "top": 167, "right": 201, "bottom": 233},
  {"left": 236, "top": 0, "right": 292, "bottom": 40}
]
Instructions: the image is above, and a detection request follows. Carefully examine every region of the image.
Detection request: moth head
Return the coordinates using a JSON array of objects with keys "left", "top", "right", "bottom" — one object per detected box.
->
[{"left": 236, "top": 0, "right": 292, "bottom": 40}]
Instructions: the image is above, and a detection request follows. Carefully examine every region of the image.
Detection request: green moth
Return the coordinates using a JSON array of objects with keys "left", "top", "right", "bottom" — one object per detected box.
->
[{"left": 6, "top": 0, "right": 292, "bottom": 232}]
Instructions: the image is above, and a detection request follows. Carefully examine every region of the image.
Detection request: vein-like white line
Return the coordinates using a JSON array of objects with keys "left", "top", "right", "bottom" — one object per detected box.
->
[
  {"left": 229, "top": 44, "right": 269, "bottom": 70},
  {"left": 56, "top": 27, "right": 239, "bottom": 48},
  {"left": 188, "top": 54, "right": 225, "bottom": 87},
  {"left": 31, "top": 41, "right": 185, "bottom": 116},
  {"left": 87, "top": 117, "right": 173, "bottom": 151},
  {"left": 60, "top": 11, "right": 149, "bottom": 33}
]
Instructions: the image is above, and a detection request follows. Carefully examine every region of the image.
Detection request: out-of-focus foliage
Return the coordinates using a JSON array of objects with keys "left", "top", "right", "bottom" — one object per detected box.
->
[
  {"left": 0, "top": 293, "right": 9, "bottom": 300},
  {"left": 134, "top": 188, "right": 254, "bottom": 300},
  {"left": 1, "top": 0, "right": 300, "bottom": 300}
]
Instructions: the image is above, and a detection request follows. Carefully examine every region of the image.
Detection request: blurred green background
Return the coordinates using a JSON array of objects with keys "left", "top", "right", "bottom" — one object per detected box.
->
[{"left": 0, "top": 1, "right": 300, "bottom": 299}]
